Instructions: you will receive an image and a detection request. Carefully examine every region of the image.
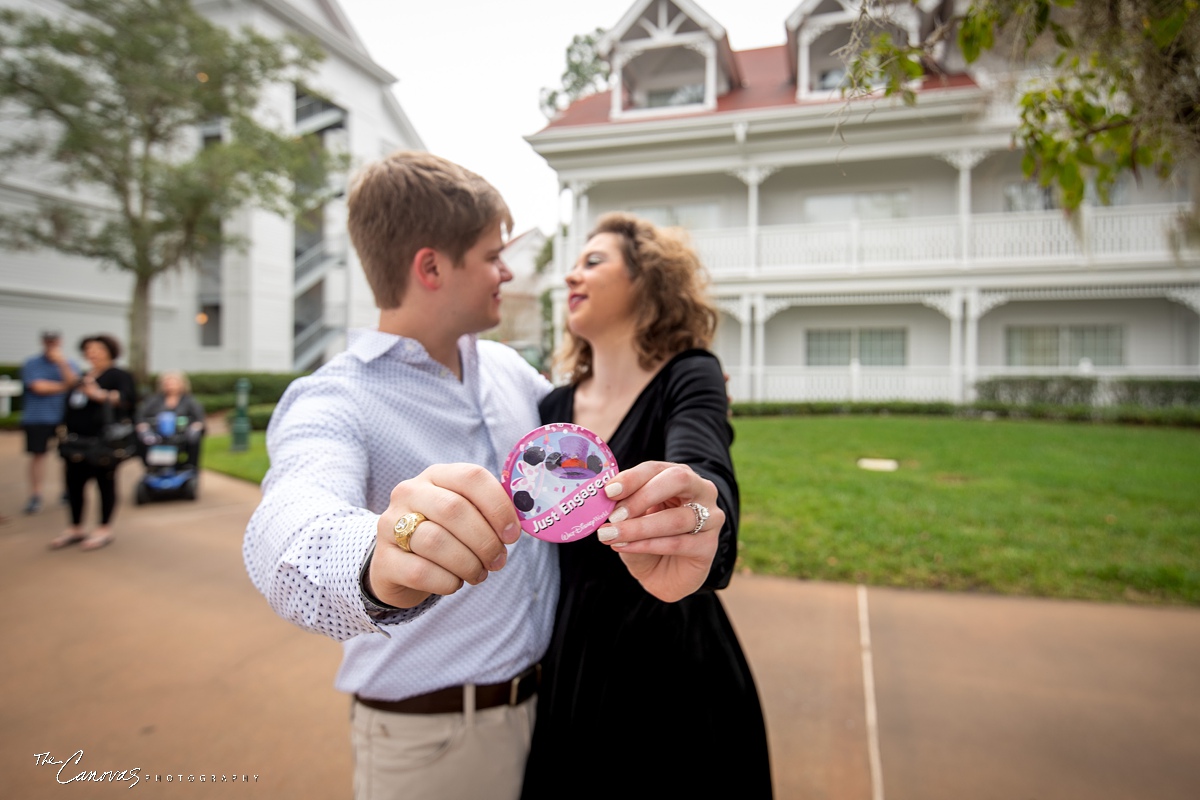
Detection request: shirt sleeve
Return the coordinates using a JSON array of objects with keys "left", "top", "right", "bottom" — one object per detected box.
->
[
  {"left": 662, "top": 351, "right": 740, "bottom": 592},
  {"left": 242, "top": 377, "right": 431, "bottom": 641}
]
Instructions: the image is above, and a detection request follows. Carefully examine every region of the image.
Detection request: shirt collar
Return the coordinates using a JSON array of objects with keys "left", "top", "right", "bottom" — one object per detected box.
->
[{"left": 347, "top": 328, "right": 478, "bottom": 371}]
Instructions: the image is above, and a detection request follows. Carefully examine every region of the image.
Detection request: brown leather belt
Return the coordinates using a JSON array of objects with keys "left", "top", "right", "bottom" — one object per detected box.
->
[{"left": 355, "top": 664, "right": 539, "bottom": 715}]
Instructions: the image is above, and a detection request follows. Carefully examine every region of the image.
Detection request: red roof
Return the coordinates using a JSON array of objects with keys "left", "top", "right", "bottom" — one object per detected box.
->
[{"left": 539, "top": 45, "right": 977, "bottom": 131}]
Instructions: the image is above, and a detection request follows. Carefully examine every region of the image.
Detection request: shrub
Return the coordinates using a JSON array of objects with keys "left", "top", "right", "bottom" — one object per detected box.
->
[
  {"left": 1108, "top": 378, "right": 1200, "bottom": 408},
  {"left": 246, "top": 403, "right": 276, "bottom": 431},
  {"left": 974, "top": 376, "right": 1098, "bottom": 406}
]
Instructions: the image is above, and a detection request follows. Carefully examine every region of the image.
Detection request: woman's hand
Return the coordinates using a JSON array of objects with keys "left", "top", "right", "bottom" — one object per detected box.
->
[{"left": 596, "top": 461, "right": 723, "bottom": 602}]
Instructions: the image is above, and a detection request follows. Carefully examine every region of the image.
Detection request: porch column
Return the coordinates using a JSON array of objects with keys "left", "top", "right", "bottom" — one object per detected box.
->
[
  {"left": 739, "top": 294, "right": 753, "bottom": 400},
  {"left": 554, "top": 183, "right": 568, "bottom": 277},
  {"left": 609, "top": 52, "right": 629, "bottom": 118},
  {"left": 1166, "top": 288, "right": 1200, "bottom": 370},
  {"left": 964, "top": 288, "right": 1010, "bottom": 401},
  {"left": 729, "top": 166, "right": 780, "bottom": 274},
  {"left": 923, "top": 290, "right": 965, "bottom": 402},
  {"left": 569, "top": 180, "right": 594, "bottom": 266},
  {"left": 938, "top": 150, "right": 987, "bottom": 266},
  {"left": 753, "top": 294, "right": 766, "bottom": 402}
]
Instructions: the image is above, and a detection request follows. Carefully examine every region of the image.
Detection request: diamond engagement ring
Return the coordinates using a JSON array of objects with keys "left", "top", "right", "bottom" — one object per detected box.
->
[
  {"left": 393, "top": 512, "right": 427, "bottom": 553},
  {"left": 684, "top": 502, "right": 710, "bottom": 535}
]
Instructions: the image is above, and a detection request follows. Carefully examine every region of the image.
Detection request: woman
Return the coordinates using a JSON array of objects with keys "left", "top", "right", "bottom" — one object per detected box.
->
[
  {"left": 136, "top": 370, "right": 206, "bottom": 467},
  {"left": 521, "top": 214, "right": 772, "bottom": 798},
  {"left": 50, "top": 334, "right": 136, "bottom": 552}
]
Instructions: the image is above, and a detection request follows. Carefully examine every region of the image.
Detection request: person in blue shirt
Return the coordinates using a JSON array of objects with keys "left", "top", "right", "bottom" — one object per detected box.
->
[{"left": 20, "top": 330, "right": 78, "bottom": 514}]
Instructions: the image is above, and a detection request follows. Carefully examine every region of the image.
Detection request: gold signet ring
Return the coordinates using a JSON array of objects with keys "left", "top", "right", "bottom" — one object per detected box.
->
[{"left": 393, "top": 512, "right": 427, "bottom": 553}]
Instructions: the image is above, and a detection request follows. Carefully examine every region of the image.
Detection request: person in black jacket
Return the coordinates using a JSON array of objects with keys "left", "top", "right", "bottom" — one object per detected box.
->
[{"left": 50, "top": 334, "right": 136, "bottom": 552}]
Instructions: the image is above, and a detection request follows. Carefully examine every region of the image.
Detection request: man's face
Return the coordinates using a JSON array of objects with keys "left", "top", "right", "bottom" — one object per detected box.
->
[
  {"left": 42, "top": 336, "right": 60, "bottom": 355},
  {"left": 441, "top": 221, "right": 512, "bottom": 335}
]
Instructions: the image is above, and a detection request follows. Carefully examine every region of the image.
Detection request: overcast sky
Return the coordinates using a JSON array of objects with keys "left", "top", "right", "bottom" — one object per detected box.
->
[{"left": 336, "top": 0, "right": 802, "bottom": 237}]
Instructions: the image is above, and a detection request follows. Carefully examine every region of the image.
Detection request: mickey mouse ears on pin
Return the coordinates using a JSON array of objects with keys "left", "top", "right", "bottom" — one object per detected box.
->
[{"left": 501, "top": 423, "right": 619, "bottom": 543}]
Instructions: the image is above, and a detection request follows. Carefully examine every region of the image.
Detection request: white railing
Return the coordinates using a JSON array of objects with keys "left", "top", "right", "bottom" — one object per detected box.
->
[
  {"left": 697, "top": 203, "right": 1191, "bottom": 277},
  {"left": 727, "top": 363, "right": 1200, "bottom": 404}
]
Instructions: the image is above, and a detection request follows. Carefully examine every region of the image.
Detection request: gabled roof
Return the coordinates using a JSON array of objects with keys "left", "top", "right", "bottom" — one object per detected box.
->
[
  {"left": 539, "top": 43, "right": 976, "bottom": 131},
  {"left": 598, "top": 0, "right": 743, "bottom": 91}
]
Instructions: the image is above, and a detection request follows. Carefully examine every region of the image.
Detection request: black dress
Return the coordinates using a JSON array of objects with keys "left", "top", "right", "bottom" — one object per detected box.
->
[{"left": 521, "top": 349, "right": 773, "bottom": 799}]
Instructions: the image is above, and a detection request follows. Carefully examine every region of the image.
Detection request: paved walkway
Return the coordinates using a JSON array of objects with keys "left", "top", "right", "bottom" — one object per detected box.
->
[{"left": 1, "top": 429, "right": 1198, "bottom": 798}]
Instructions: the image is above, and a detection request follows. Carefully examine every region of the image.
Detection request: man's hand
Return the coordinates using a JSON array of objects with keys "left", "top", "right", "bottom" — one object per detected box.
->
[{"left": 368, "top": 463, "right": 521, "bottom": 608}]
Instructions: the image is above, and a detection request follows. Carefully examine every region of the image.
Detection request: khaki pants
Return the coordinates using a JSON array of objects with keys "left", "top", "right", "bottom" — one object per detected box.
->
[{"left": 350, "top": 693, "right": 536, "bottom": 800}]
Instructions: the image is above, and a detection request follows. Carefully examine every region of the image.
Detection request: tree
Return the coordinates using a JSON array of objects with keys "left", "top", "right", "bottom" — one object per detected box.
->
[
  {"left": 0, "top": 0, "right": 341, "bottom": 382},
  {"left": 539, "top": 28, "right": 611, "bottom": 118},
  {"left": 840, "top": 0, "right": 1200, "bottom": 236}
]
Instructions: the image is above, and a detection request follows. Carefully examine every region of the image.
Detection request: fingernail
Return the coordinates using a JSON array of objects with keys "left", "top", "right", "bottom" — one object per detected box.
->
[
  {"left": 607, "top": 506, "right": 628, "bottom": 524},
  {"left": 597, "top": 526, "right": 618, "bottom": 542},
  {"left": 475, "top": 570, "right": 488, "bottom": 584},
  {"left": 501, "top": 522, "right": 519, "bottom": 543},
  {"left": 604, "top": 482, "right": 623, "bottom": 499},
  {"left": 489, "top": 551, "right": 507, "bottom": 571},
  {"left": 611, "top": 542, "right": 627, "bottom": 548}
]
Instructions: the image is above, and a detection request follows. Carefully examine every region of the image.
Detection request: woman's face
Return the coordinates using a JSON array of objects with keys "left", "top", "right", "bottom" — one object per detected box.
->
[
  {"left": 565, "top": 233, "right": 637, "bottom": 340},
  {"left": 83, "top": 340, "right": 111, "bottom": 368},
  {"left": 161, "top": 375, "right": 184, "bottom": 396}
]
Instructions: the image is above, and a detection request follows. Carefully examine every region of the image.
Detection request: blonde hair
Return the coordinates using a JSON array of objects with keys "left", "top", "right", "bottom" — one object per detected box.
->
[
  {"left": 158, "top": 371, "right": 191, "bottom": 394},
  {"left": 346, "top": 150, "right": 513, "bottom": 309},
  {"left": 557, "top": 212, "right": 718, "bottom": 383}
]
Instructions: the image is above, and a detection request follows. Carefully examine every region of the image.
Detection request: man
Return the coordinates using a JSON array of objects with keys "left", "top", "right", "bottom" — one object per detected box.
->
[
  {"left": 243, "top": 151, "right": 556, "bottom": 800},
  {"left": 20, "top": 331, "right": 78, "bottom": 514}
]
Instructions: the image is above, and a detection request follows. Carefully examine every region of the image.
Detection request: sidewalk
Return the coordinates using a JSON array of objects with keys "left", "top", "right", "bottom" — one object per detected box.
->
[{"left": 1, "top": 429, "right": 1198, "bottom": 798}]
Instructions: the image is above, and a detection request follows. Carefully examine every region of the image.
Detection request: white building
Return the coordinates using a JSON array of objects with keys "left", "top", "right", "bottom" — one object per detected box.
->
[
  {"left": 0, "top": 0, "right": 423, "bottom": 372},
  {"left": 493, "top": 227, "right": 552, "bottom": 370},
  {"left": 527, "top": 0, "right": 1200, "bottom": 403}
]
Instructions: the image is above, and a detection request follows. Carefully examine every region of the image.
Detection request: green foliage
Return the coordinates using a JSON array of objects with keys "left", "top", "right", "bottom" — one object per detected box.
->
[
  {"left": 973, "top": 375, "right": 1098, "bottom": 406},
  {"left": 732, "top": 415, "right": 1200, "bottom": 605},
  {"left": 1109, "top": 378, "right": 1200, "bottom": 407},
  {"left": 842, "top": 0, "right": 1200, "bottom": 228},
  {"left": 187, "top": 371, "right": 305, "bottom": 412},
  {"left": 246, "top": 403, "right": 276, "bottom": 431},
  {"left": 0, "top": 0, "right": 344, "bottom": 382},
  {"left": 201, "top": 431, "right": 269, "bottom": 484},
  {"left": 539, "top": 29, "right": 611, "bottom": 118}
]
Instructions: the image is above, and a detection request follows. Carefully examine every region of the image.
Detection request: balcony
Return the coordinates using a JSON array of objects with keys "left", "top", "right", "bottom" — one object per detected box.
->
[{"left": 688, "top": 203, "right": 1191, "bottom": 278}]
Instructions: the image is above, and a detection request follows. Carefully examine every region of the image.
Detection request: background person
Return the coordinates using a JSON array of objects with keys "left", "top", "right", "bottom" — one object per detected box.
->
[
  {"left": 19, "top": 330, "right": 78, "bottom": 514},
  {"left": 50, "top": 334, "right": 136, "bottom": 552},
  {"left": 136, "top": 370, "right": 206, "bottom": 467},
  {"left": 521, "top": 213, "right": 773, "bottom": 799}
]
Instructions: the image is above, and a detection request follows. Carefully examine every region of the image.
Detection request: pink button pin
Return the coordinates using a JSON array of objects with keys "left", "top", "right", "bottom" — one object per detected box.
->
[{"left": 501, "top": 423, "right": 619, "bottom": 543}]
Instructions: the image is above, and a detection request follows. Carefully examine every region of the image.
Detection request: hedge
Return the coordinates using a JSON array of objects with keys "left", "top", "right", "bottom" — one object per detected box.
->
[{"left": 973, "top": 376, "right": 1099, "bottom": 406}]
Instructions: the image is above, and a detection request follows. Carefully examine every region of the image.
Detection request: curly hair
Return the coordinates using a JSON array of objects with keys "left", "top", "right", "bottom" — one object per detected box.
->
[
  {"left": 79, "top": 333, "right": 121, "bottom": 361},
  {"left": 557, "top": 212, "right": 718, "bottom": 383}
]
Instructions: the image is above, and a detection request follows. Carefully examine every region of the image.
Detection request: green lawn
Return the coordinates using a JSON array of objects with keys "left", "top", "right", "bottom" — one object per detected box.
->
[
  {"left": 199, "top": 418, "right": 1200, "bottom": 606},
  {"left": 201, "top": 432, "right": 269, "bottom": 485},
  {"left": 732, "top": 416, "right": 1200, "bottom": 605}
]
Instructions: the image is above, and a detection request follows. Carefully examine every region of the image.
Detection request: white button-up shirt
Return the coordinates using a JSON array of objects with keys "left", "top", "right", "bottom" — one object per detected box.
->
[{"left": 243, "top": 329, "right": 557, "bottom": 700}]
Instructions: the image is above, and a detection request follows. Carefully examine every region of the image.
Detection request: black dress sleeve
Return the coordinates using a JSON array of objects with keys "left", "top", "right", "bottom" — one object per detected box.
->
[
  {"left": 661, "top": 350, "right": 739, "bottom": 591},
  {"left": 98, "top": 368, "right": 137, "bottom": 421}
]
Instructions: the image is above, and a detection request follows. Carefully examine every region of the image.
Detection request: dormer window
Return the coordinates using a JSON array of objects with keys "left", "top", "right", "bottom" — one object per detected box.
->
[
  {"left": 599, "top": 0, "right": 741, "bottom": 120},
  {"left": 787, "top": 0, "right": 920, "bottom": 101},
  {"left": 646, "top": 83, "right": 705, "bottom": 107}
]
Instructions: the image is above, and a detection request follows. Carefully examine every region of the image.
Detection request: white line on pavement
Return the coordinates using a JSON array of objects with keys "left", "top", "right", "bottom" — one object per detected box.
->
[{"left": 858, "top": 583, "right": 885, "bottom": 800}]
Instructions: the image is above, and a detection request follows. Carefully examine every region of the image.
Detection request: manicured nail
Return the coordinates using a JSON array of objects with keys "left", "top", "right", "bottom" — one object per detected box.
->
[
  {"left": 607, "top": 506, "right": 629, "bottom": 524},
  {"left": 501, "top": 522, "right": 520, "bottom": 544},
  {"left": 604, "top": 482, "right": 623, "bottom": 499},
  {"left": 489, "top": 551, "right": 507, "bottom": 571},
  {"left": 597, "top": 526, "right": 618, "bottom": 542},
  {"left": 611, "top": 542, "right": 627, "bottom": 548}
]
